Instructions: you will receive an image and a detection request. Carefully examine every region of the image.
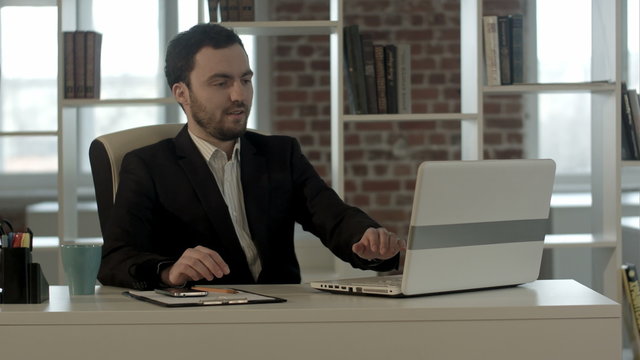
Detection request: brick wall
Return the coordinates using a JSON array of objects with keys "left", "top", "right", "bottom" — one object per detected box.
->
[{"left": 269, "top": 0, "right": 526, "bottom": 237}]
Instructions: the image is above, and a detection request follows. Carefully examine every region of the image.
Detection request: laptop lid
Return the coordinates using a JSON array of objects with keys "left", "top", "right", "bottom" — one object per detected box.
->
[{"left": 401, "top": 159, "right": 555, "bottom": 295}]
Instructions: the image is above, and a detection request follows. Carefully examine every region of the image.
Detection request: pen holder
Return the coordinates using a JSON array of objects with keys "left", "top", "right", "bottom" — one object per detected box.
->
[{"left": 0, "top": 247, "right": 49, "bottom": 304}]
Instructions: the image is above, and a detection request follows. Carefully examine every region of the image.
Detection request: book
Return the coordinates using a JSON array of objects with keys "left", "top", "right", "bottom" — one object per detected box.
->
[
  {"left": 208, "top": 0, "right": 220, "bottom": 22},
  {"left": 227, "top": 0, "right": 239, "bottom": 21},
  {"left": 622, "top": 264, "right": 640, "bottom": 356},
  {"left": 350, "top": 25, "right": 369, "bottom": 114},
  {"left": 482, "top": 16, "right": 501, "bottom": 86},
  {"left": 361, "top": 34, "right": 378, "bottom": 114},
  {"left": 84, "top": 31, "right": 102, "bottom": 99},
  {"left": 343, "top": 25, "right": 359, "bottom": 114},
  {"left": 384, "top": 44, "right": 398, "bottom": 114},
  {"left": 219, "top": 0, "right": 229, "bottom": 21},
  {"left": 373, "top": 44, "right": 387, "bottom": 114},
  {"left": 497, "top": 16, "right": 512, "bottom": 85},
  {"left": 630, "top": 89, "right": 640, "bottom": 160},
  {"left": 622, "top": 82, "right": 640, "bottom": 159},
  {"left": 73, "top": 31, "right": 87, "bottom": 98},
  {"left": 63, "top": 32, "right": 75, "bottom": 99},
  {"left": 396, "top": 43, "right": 412, "bottom": 114},
  {"left": 238, "top": 0, "right": 254, "bottom": 21},
  {"left": 343, "top": 25, "right": 368, "bottom": 114},
  {"left": 510, "top": 14, "right": 524, "bottom": 84}
]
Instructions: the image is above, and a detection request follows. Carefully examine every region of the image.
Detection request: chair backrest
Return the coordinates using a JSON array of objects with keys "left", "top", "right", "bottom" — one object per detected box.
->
[{"left": 89, "top": 123, "right": 184, "bottom": 234}]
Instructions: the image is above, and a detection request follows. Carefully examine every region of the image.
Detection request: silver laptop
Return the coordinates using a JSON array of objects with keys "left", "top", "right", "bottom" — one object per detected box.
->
[{"left": 310, "top": 159, "right": 556, "bottom": 297}]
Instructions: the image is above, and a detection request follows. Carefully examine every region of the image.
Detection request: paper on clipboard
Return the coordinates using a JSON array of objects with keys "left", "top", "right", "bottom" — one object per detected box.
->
[{"left": 124, "top": 289, "right": 286, "bottom": 307}]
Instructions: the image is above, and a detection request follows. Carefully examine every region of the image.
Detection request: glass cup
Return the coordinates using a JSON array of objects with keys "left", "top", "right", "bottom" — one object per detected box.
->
[{"left": 61, "top": 241, "right": 102, "bottom": 296}]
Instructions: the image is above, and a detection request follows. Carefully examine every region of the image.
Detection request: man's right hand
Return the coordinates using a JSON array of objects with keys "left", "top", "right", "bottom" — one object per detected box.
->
[{"left": 160, "top": 245, "right": 230, "bottom": 287}]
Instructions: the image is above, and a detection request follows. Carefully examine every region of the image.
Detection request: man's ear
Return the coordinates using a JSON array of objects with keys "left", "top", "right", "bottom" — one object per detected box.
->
[{"left": 172, "top": 82, "right": 189, "bottom": 108}]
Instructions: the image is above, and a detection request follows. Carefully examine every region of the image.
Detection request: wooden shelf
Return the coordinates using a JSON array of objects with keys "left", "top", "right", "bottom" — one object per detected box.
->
[
  {"left": 483, "top": 81, "right": 616, "bottom": 94},
  {"left": 342, "top": 113, "right": 478, "bottom": 122},
  {"left": 220, "top": 20, "right": 339, "bottom": 36},
  {"left": 61, "top": 97, "right": 175, "bottom": 108}
]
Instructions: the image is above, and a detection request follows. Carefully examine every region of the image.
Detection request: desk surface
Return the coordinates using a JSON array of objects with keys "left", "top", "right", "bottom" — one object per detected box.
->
[
  {"left": 0, "top": 279, "right": 618, "bottom": 324},
  {"left": 0, "top": 280, "right": 621, "bottom": 360}
]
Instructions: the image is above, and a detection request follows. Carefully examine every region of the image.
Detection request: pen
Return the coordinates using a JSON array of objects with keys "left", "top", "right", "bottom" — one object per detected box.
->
[{"left": 191, "top": 286, "right": 238, "bottom": 294}]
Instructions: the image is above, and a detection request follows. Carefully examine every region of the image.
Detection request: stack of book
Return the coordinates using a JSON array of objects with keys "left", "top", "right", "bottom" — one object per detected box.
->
[
  {"left": 343, "top": 25, "right": 412, "bottom": 115},
  {"left": 622, "top": 263, "right": 640, "bottom": 356},
  {"left": 482, "top": 14, "right": 523, "bottom": 86},
  {"left": 63, "top": 31, "right": 102, "bottom": 99},
  {"left": 208, "top": 0, "right": 255, "bottom": 22},
  {"left": 621, "top": 82, "right": 640, "bottom": 160}
]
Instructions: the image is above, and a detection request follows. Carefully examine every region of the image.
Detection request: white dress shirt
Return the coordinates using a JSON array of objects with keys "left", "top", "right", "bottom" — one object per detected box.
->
[{"left": 189, "top": 130, "right": 262, "bottom": 281}]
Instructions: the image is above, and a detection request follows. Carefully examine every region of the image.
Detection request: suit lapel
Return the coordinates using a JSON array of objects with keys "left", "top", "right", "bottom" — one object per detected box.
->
[
  {"left": 239, "top": 134, "right": 270, "bottom": 260},
  {"left": 173, "top": 127, "right": 247, "bottom": 261}
]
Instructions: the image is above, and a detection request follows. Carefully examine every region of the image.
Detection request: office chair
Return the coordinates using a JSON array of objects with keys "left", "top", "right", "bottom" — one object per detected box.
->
[{"left": 88, "top": 123, "right": 184, "bottom": 235}]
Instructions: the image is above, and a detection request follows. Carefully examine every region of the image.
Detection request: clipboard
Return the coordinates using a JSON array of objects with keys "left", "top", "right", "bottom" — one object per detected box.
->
[{"left": 123, "top": 288, "right": 286, "bottom": 307}]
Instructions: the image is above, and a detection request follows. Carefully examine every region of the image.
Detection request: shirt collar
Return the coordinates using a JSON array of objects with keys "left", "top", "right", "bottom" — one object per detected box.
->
[{"left": 188, "top": 129, "right": 241, "bottom": 162}]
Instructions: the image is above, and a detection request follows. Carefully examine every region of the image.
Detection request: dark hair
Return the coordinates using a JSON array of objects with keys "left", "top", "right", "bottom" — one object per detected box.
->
[{"left": 164, "top": 23, "right": 245, "bottom": 89}]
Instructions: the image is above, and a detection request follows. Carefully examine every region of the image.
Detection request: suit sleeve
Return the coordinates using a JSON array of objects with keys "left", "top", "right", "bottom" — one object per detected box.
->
[
  {"left": 97, "top": 151, "right": 174, "bottom": 290},
  {"left": 288, "top": 139, "right": 399, "bottom": 272}
]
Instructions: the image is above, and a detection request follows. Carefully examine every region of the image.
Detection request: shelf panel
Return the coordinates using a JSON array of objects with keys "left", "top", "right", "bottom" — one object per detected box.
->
[
  {"left": 342, "top": 113, "right": 478, "bottom": 122},
  {"left": 61, "top": 97, "right": 175, "bottom": 108},
  {"left": 622, "top": 160, "right": 640, "bottom": 167},
  {"left": 219, "top": 20, "right": 339, "bottom": 36},
  {"left": 0, "top": 131, "right": 58, "bottom": 137},
  {"left": 483, "top": 81, "right": 616, "bottom": 94},
  {"left": 544, "top": 234, "right": 617, "bottom": 249}
]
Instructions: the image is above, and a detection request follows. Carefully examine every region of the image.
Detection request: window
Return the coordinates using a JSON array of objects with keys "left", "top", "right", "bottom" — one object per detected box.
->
[
  {"left": 535, "top": 0, "right": 640, "bottom": 191},
  {"left": 536, "top": 0, "right": 591, "bottom": 188},
  {"left": 0, "top": 0, "right": 257, "bottom": 197},
  {"left": 0, "top": 5, "right": 58, "bottom": 196}
]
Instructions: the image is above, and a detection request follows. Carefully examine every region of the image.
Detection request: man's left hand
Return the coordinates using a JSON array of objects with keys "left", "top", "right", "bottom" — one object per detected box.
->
[{"left": 352, "top": 227, "right": 406, "bottom": 261}]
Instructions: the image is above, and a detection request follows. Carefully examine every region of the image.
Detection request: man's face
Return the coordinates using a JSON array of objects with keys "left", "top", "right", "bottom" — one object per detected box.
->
[{"left": 182, "top": 44, "right": 253, "bottom": 142}]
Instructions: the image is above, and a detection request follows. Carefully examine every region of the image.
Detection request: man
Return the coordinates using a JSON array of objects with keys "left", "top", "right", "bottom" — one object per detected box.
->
[{"left": 98, "top": 23, "right": 405, "bottom": 290}]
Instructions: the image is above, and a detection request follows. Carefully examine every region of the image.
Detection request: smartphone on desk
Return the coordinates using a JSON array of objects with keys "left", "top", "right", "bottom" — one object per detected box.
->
[{"left": 155, "top": 288, "right": 208, "bottom": 297}]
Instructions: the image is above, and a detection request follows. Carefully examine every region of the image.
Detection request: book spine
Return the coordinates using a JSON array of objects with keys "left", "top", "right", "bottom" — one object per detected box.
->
[
  {"left": 238, "top": 0, "right": 254, "bottom": 21},
  {"left": 629, "top": 89, "right": 640, "bottom": 161},
  {"left": 510, "top": 14, "right": 524, "bottom": 84},
  {"left": 343, "top": 26, "right": 359, "bottom": 114},
  {"left": 482, "top": 16, "right": 501, "bottom": 86},
  {"left": 208, "top": 0, "right": 220, "bottom": 22},
  {"left": 384, "top": 44, "right": 398, "bottom": 114},
  {"left": 373, "top": 44, "right": 387, "bottom": 114},
  {"left": 361, "top": 34, "right": 378, "bottom": 114},
  {"left": 622, "top": 264, "right": 640, "bottom": 343},
  {"left": 350, "top": 25, "right": 369, "bottom": 114},
  {"left": 220, "top": 0, "right": 229, "bottom": 21},
  {"left": 63, "top": 32, "right": 75, "bottom": 99},
  {"left": 227, "top": 0, "right": 239, "bottom": 21},
  {"left": 623, "top": 82, "right": 640, "bottom": 159},
  {"left": 497, "top": 16, "right": 512, "bottom": 85},
  {"left": 84, "top": 31, "right": 102, "bottom": 99},
  {"left": 73, "top": 31, "right": 87, "bottom": 98},
  {"left": 396, "top": 43, "right": 412, "bottom": 114}
]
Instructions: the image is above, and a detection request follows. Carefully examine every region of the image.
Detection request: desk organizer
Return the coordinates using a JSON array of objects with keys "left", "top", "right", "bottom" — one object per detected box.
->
[{"left": 0, "top": 247, "right": 49, "bottom": 304}]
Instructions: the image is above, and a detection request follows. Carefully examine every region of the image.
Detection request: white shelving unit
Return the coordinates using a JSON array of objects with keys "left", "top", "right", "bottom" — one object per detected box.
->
[{"left": 54, "top": 0, "right": 631, "bottom": 297}]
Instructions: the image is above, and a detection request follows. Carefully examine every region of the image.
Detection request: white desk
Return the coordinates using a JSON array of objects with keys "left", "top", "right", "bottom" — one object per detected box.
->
[{"left": 0, "top": 280, "right": 620, "bottom": 360}]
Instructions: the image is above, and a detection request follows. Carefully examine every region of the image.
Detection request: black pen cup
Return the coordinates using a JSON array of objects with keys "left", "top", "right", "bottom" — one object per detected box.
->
[{"left": 0, "top": 247, "right": 48, "bottom": 304}]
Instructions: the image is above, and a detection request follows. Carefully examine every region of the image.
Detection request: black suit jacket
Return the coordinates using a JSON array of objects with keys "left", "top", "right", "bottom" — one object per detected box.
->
[{"left": 98, "top": 126, "right": 398, "bottom": 289}]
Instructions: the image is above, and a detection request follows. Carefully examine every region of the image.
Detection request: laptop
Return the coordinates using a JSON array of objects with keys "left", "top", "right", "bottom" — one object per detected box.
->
[{"left": 310, "top": 159, "right": 556, "bottom": 297}]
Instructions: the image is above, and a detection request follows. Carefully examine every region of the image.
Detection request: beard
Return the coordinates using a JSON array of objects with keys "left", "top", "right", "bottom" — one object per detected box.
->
[{"left": 189, "top": 91, "right": 249, "bottom": 142}]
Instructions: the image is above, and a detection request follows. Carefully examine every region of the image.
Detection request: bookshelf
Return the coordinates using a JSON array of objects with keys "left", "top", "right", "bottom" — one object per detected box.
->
[{"left": 53, "top": 0, "right": 633, "bottom": 295}]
